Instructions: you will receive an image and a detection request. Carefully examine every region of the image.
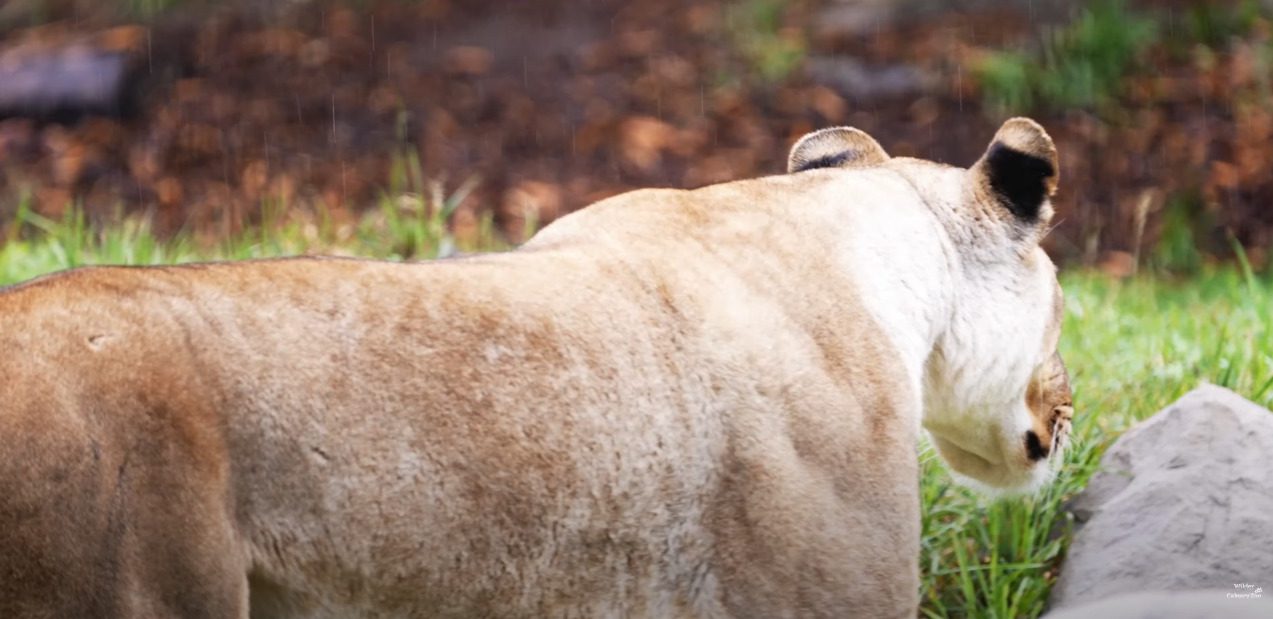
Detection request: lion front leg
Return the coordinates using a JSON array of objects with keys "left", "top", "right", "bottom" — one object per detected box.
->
[
  {"left": 0, "top": 399, "right": 250, "bottom": 619},
  {"left": 702, "top": 426, "right": 921, "bottom": 618}
]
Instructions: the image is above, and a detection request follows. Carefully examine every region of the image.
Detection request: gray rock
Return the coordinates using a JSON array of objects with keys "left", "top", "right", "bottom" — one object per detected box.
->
[
  {"left": 1044, "top": 590, "right": 1273, "bottom": 619},
  {"left": 1050, "top": 384, "right": 1273, "bottom": 609},
  {"left": 813, "top": 1, "right": 901, "bottom": 42},
  {"left": 805, "top": 56, "right": 936, "bottom": 102},
  {"left": 0, "top": 28, "right": 145, "bottom": 121},
  {"left": 812, "top": 0, "right": 1073, "bottom": 45}
]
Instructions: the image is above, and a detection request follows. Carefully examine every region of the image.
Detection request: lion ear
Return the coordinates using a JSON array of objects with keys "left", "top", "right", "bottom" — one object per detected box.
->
[
  {"left": 787, "top": 127, "right": 890, "bottom": 173},
  {"left": 972, "top": 117, "right": 1059, "bottom": 222}
]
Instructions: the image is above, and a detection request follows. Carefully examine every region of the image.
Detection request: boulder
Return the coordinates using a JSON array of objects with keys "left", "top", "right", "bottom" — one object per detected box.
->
[
  {"left": 0, "top": 26, "right": 146, "bottom": 121},
  {"left": 1049, "top": 384, "right": 1273, "bottom": 609},
  {"left": 804, "top": 56, "right": 935, "bottom": 102}
]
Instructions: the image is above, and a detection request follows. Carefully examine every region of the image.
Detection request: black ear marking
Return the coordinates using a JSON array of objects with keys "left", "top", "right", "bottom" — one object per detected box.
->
[
  {"left": 787, "top": 127, "right": 890, "bottom": 173},
  {"left": 985, "top": 142, "right": 1057, "bottom": 220},
  {"left": 792, "top": 150, "right": 859, "bottom": 172},
  {"left": 973, "top": 117, "right": 1059, "bottom": 223}
]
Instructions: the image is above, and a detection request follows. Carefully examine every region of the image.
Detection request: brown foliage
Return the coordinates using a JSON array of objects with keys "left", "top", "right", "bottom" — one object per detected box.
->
[{"left": 0, "top": 1, "right": 1269, "bottom": 267}]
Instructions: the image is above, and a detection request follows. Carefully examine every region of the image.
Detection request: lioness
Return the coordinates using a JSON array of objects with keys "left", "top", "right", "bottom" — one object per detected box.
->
[{"left": 0, "top": 118, "right": 1071, "bottom": 618}]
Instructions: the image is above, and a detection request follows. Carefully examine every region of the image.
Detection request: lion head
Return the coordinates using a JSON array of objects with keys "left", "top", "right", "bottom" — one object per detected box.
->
[{"left": 790, "top": 118, "right": 1074, "bottom": 492}]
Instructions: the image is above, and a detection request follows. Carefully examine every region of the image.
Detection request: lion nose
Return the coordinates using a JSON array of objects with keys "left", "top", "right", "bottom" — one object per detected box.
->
[{"left": 1025, "top": 430, "right": 1050, "bottom": 461}]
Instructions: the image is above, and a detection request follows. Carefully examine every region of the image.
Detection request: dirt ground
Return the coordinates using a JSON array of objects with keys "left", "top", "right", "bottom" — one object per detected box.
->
[{"left": 0, "top": 0, "right": 1269, "bottom": 267}]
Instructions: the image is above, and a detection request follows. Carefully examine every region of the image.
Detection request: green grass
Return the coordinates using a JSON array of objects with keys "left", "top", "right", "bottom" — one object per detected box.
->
[
  {"left": 0, "top": 201, "right": 451, "bottom": 283},
  {"left": 2, "top": 207, "right": 1269, "bottom": 617},
  {"left": 977, "top": 0, "right": 1273, "bottom": 116},
  {"left": 0, "top": 152, "right": 502, "bottom": 283},
  {"left": 725, "top": 0, "right": 807, "bottom": 84},
  {"left": 0, "top": 0, "right": 202, "bottom": 26},
  {"left": 977, "top": 0, "right": 1158, "bottom": 114},
  {"left": 1180, "top": 0, "right": 1263, "bottom": 49}
]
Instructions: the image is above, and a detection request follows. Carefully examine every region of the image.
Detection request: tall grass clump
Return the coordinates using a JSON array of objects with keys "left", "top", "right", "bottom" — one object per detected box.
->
[
  {"left": 725, "top": 0, "right": 807, "bottom": 83},
  {"left": 0, "top": 164, "right": 500, "bottom": 286},
  {"left": 977, "top": 0, "right": 1158, "bottom": 113}
]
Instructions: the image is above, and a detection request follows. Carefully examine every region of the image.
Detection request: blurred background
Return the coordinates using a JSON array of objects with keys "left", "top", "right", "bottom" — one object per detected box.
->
[
  {"left": 0, "top": 0, "right": 1270, "bottom": 272},
  {"left": 4, "top": 4, "right": 1272, "bottom": 618}
]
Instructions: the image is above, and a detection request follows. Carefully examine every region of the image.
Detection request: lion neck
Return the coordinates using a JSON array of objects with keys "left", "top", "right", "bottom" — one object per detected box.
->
[
  {"left": 822, "top": 165, "right": 1045, "bottom": 438},
  {"left": 818, "top": 168, "right": 961, "bottom": 415}
]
